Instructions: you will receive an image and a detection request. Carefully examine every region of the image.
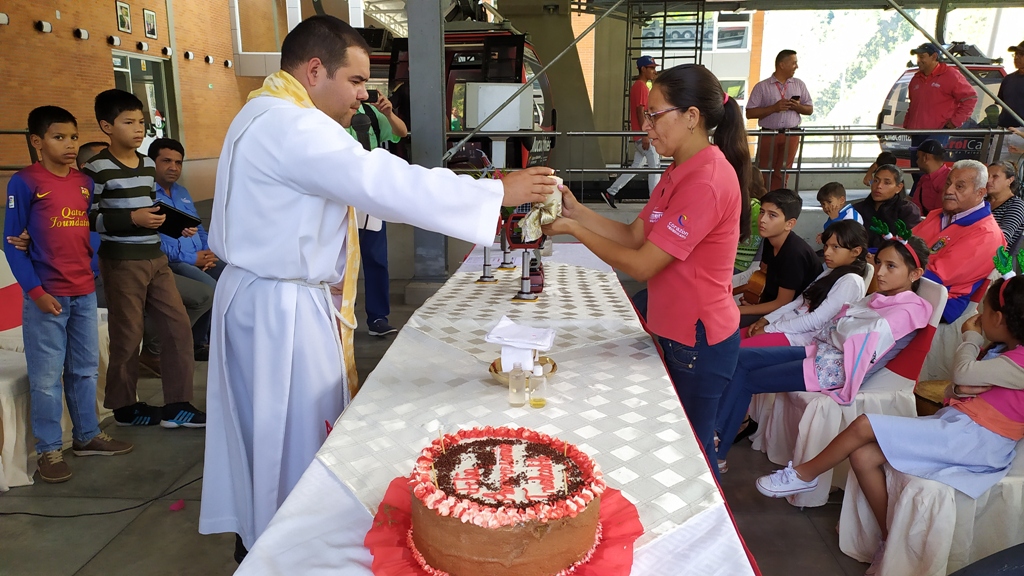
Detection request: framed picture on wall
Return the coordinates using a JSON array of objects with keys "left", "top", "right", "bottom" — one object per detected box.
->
[
  {"left": 143, "top": 9, "right": 157, "bottom": 39},
  {"left": 116, "top": 2, "right": 131, "bottom": 34}
]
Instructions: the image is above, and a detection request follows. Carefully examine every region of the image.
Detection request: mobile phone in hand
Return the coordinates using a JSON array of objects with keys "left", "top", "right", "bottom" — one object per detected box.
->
[
  {"left": 366, "top": 90, "right": 380, "bottom": 104},
  {"left": 790, "top": 96, "right": 800, "bottom": 101}
]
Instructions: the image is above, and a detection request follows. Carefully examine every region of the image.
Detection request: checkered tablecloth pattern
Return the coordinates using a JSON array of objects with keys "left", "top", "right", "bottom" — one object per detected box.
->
[{"left": 316, "top": 249, "right": 725, "bottom": 550}]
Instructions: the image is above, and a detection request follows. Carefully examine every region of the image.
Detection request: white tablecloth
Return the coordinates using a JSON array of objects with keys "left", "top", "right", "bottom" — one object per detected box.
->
[{"left": 237, "top": 245, "right": 757, "bottom": 575}]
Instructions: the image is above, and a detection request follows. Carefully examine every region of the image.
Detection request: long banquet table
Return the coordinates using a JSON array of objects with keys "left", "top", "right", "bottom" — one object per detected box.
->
[{"left": 236, "top": 244, "right": 759, "bottom": 575}]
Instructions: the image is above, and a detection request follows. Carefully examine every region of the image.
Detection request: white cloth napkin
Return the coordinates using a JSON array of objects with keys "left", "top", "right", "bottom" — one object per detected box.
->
[{"left": 485, "top": 315, "right": 556, "bottom": 351}]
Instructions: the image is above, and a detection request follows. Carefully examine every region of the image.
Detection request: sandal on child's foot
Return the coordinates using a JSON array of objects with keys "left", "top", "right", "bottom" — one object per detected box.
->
[{"left": 717, "top": 459, "right": 728, "bottom": 474}]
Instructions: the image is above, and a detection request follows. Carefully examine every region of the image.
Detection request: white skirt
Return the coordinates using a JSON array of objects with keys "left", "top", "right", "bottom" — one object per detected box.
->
[{"left": 868, "top": 407, "right": 1017, "bottom": 499}]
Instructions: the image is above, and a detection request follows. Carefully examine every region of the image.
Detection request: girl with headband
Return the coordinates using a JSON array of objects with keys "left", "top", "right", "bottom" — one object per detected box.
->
[
  {"left": 714, "top": 223, "right": 933, "bottom": 473},
  {"left": 755, "top": 247, "right": 1024, "bottom": 574}
]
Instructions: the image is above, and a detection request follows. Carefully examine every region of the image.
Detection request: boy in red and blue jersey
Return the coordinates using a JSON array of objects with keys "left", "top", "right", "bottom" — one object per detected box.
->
[{"left": 3, "top": 106, "right": 132, "bottom": 483}]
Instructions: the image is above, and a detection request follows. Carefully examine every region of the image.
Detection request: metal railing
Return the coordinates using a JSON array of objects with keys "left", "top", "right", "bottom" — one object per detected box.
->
[
  {"left": 0, "top": 129, "right": 36, "bottom": 171},
  {"left": 447, "top": 126, "right": 1019, "bottom": 192}
]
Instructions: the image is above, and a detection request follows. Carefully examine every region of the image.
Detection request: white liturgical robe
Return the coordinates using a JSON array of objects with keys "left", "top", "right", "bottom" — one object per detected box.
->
[{"left": 198, "top": 95, "right": 504, "bottom": 548}]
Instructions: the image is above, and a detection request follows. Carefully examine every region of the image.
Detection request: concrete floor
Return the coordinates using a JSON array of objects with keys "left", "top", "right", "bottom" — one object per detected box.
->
[{"left": 0, "top": 200, "right": 872, "bottom": 576}]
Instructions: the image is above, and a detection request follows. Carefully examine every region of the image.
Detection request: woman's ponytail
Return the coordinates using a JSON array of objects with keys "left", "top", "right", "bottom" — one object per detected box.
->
[
  {"left": 655, "top": 64, "right": 751, "bottom": 242},
  {"left": 714, "top": 96, "right": 752, "bottom": 242}
]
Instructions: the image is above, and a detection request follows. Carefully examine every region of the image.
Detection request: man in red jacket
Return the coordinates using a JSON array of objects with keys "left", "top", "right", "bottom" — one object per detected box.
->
[{"left": 904, "top": 43, "right": 978, "bottom": 181}]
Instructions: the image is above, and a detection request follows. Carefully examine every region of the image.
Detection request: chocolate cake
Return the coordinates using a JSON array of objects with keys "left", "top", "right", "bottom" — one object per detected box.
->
[{"left": 409, "top": 427, "right": 606, "bottom": 576}]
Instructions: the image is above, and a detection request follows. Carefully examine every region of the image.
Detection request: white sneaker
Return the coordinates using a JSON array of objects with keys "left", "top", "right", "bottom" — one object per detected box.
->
[
  {"left": 864, "top": 540, "right": 886, "bottom": 575},
  {"left": 755, "top": 461, "right": 818, "bottom": 498}
]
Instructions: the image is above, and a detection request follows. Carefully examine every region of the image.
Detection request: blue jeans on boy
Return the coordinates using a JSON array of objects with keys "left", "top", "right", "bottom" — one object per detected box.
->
[
  {"left": 715, "top": 346, "right": 807, "bottom": 460},
  {"left": 658, "top": 321, "right": 740, "bottom": 481},
  {"left": 22, "top": 292, "right": 101, "bottom": 453},
  {"left": 168, "top": 260, "right": 224, "bottom": 347},
  {"left": 359, "top": 223, "right": 390, "bottom": 323}
]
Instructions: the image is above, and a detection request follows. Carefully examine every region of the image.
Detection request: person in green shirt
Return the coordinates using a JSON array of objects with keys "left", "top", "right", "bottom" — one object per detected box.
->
[
  {"left": 734, "top": 168, "right": 767, "bottom": 275},
  {"left": 345, "top": 93, "right": 408, "bottom": 336}
]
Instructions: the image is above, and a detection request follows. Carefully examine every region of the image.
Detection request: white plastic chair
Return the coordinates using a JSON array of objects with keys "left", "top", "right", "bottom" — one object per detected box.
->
[
  {"left": 840, "top": 440, "right": 1024, "bottom": 576},
  {"left": 757, "top": 278, "right": 949, "bottom": 507}
]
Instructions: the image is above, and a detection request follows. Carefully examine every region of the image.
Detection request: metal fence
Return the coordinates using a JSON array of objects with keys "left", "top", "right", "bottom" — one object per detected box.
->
[{"left": 448, "top": 126, "right": 1021, "bottom": 192}]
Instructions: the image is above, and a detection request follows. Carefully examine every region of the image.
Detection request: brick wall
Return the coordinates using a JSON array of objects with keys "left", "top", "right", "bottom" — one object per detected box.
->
[
  {"left": 0, "top": 0, "right": 265, "bottom": 170},
  {"left": 571, "top": 12, "right": 595, "bottom": 108},
  {"left": 237, "top": 0, "right": 287, "bottom": 53}
]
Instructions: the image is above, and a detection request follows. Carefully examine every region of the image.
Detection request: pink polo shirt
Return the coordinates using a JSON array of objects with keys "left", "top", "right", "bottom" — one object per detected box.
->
[{"left": 639, "top": 145, "right": 742, "bottom": 346}]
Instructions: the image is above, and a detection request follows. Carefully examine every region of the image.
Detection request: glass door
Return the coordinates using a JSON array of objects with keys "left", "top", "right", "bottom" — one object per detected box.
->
[{"left": 111, "top": 52, "right": 176, "bottom": 155}]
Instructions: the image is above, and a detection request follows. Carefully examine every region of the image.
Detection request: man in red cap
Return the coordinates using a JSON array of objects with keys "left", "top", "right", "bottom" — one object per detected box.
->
[
  {"left": 904, "top": 43, "right": 977, "bottom": 179},
  {"left": 997, "top": 41, "right": 1024, "bottom": 160},
  {"left": 603, "top": 55, "right": 659, "bottom": 208}
]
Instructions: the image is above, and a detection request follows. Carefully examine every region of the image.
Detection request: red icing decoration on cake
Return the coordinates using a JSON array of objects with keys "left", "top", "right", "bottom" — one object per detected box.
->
[{"left": 409, "top": 426, "right": 607, "bottom": 529}]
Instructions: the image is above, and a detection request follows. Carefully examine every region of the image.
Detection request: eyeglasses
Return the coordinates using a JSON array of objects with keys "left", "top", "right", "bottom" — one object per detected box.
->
[{"left": 642, "top": 107, "right": 681, "bottom": 124}]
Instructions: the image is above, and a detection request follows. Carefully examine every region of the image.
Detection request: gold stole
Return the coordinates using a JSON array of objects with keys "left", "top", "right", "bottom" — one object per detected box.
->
[{"left": 248, "top": 71, "right": 362, "bottom": 399}]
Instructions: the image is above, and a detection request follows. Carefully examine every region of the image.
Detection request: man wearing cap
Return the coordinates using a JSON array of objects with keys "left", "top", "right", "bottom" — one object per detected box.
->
[
  {"left": 904, "top": 43, "right": 977, "bottom": 177},
  {"left": 908, "top": 138, "right": 951, "bottom": 216},
  {"left": 746, "top": 49, "right": 813, "bottom": 191},
  {"left": 997, "top": 41, "right": 1024, "bottom": 160},
  {"left": 602, "top": 56, "right": 659, "bottom": 208}
]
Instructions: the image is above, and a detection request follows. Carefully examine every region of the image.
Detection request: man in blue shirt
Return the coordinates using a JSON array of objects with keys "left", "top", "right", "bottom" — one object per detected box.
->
[
  {"left": 149, "top": 138, "right": 222, "bottom": 359},
  {"left": 346, "top": 92, "right": 408, "bottom": 336}
]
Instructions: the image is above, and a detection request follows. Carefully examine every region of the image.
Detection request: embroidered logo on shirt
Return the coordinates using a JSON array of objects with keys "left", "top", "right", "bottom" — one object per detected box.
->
[
  {"left": 930, "top": 236, "right": 950, "bottom": 253},
  {"left": 36, "top": 191, "right": 52, "bottom": 199},
  {"left": 81, "top": 187, "right": 90, "bottom": 198},
  {"left": 667, "top": 215, "right": 690, "bottom": 239},
  {"left": 650, "top": 210, "right": 664, "bottom": 223},
  {"left": 7, "top": 195, "right": 13, "bottom": 209}
]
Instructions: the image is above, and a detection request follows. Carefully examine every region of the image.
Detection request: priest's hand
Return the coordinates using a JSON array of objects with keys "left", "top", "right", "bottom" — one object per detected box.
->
[
  {"left": 500, "top": 167, "right": 558, "bottom": 207},
  {"left": 131, "top": 206, "right": 166, "bottom": 229}
]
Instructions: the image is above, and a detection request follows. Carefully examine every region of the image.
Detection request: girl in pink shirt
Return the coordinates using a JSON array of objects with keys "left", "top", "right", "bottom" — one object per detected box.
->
[
  {"left": 756, "top": 272, "right": 1024, "bottom": 574},
  {"left": 542, "top": 64, "right": 751, "bottom": 476}
]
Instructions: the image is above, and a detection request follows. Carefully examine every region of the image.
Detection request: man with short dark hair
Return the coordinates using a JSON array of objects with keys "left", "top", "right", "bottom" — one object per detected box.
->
[
  {"left": 746, "top": 50, "right": 814, "bottom": 191},
  {"left": 603, "top": 55, "right": 659, "bottom": 208},
  {"left": 908, "top": 139, "right": 952, "bottom": 216},
  {"left": 904, "top": 43, "right": 977, "bottom": 178},
  {"left": 997, "top": 41, "right": 1024, "bottom": 160},
  {"left": 200, "top": 15, "right": 556, "bottom": 554},
  {"left": 148, "top": 138, "right": 221, "bottom": 361}
]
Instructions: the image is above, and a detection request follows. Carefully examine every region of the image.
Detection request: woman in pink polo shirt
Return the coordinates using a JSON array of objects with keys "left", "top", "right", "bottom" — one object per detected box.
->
[{"left": 543, "top": 64, "right": 751, "bottom": 471}]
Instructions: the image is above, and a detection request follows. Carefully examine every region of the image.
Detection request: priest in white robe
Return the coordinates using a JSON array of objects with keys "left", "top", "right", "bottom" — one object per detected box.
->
[{"left": 198, "top": 15, "right": 557, "bottom": 554}]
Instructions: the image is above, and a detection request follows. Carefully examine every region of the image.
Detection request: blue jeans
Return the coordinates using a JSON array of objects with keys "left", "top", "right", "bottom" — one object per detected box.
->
[
  {"left": 359, "top": 223, "right": 390, "bottom": 323},
  {"left": 715, "top": 346, "right": 807, "bottom": 460},
  {"left": 658, "top": 321, "right": 739, "bottom": 481},
  {"left": 168, "top": 260, "right": 223, "bottom": 346},
  {"left": 22, "top": 292, "right": 101, "bottom": 453}
]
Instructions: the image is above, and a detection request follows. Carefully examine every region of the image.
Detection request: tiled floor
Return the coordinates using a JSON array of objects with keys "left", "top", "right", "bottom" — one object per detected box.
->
[{"left": 0, "top": 201, "right": 872, "bottom": 576}]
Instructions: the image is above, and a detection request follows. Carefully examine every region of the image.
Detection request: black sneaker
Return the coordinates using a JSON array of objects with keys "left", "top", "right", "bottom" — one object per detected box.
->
[
  {"left": 600, "top": 190, "right": 618, "bottom": 209},
  {"left": 114, "top": 402, "right": 163, "bottom": 426},
  {"left": 367, "top": 318, "right": 398, "bottom": 337},
  {"left": 161, "top": 402, "right": 207, "bottom": 429}
]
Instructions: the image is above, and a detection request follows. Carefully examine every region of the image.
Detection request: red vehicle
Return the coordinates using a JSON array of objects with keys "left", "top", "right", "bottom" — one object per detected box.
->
[{"left": 876, "top": 42, "right": 1007, "bottom": 162}]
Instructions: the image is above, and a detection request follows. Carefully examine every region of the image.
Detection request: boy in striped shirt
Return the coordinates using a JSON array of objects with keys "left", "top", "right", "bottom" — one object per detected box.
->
[{"left": 82, "top": 90, "right": 205, "bottom": 429}]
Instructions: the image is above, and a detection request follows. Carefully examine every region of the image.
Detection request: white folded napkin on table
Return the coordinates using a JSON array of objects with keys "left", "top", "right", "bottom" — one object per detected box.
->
[{"left": 485, "top": 316, "right": 556, "bottom": 373}]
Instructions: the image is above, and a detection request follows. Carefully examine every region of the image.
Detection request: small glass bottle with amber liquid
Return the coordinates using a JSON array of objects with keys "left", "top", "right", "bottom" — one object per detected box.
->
[{"left": 529, "top": 364, "right": 547, "bottom": 408}]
